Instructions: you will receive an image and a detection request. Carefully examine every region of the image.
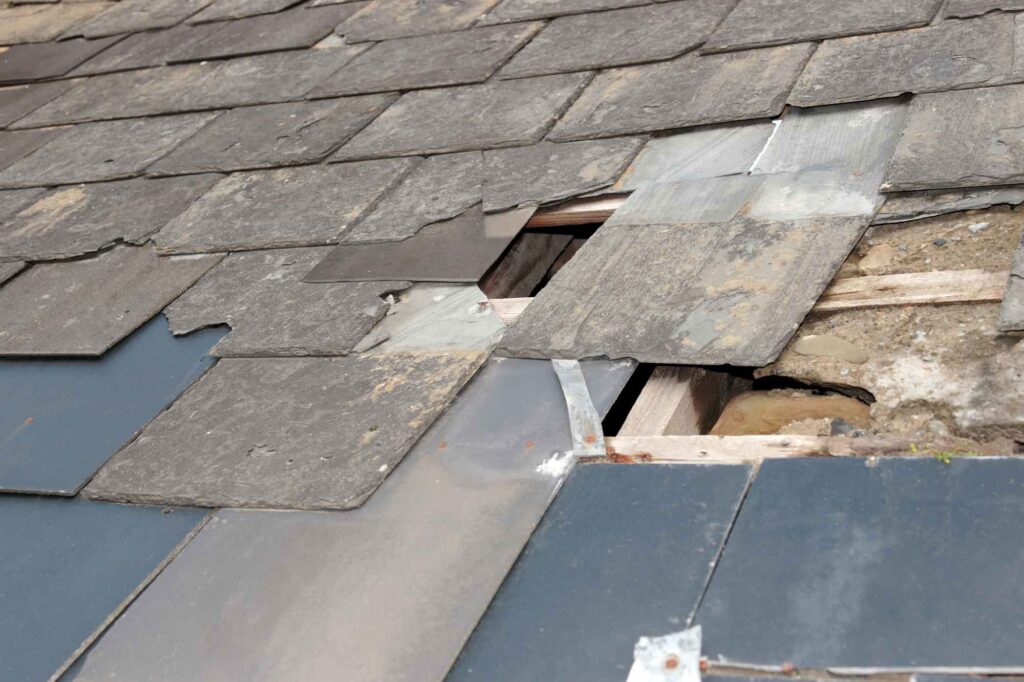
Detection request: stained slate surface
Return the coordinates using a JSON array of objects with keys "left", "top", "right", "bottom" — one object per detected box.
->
[
  {"left": 479, "top": 0, "right": 649, "bottom": 24},
  {"left": 0, "top": 36, "right": 120, "bottom": 84},
  {"left": 0, "top": 127, "right": 64, "bottom": 172},
  {"left": 0, "top": 316, "right": 222, "bottom": 494},
  {"left": 188, "top": 0, "right": 304, "bottom": 23},
  {"left": 0, "top": 2, "right": 112, "bottom": 45},
  {"left": 72, "top": 0, "right": 213, "bottom": 38},
  {"left": 0, "top": 187, "right": 47, "bottom": 222},
  {"left": 339, "top": 0, "right": 501, "bottom": 42},
  {"left": 0, "top": 81, "right": 69, "bottom": 127},
  {"left": 68, "top": 24, "right": 221, "bottom": 77},
  {"left": 448, "top": 463, "right": 752, "bottom": 682},
  {"left": 84, "top": 351, "right": 485, "bottom": 510},
  {"left": 998, "top": 232, "right": 1024, "bottom": 330},
  {"left": 945, "top": 0, "right": 1024, "bottom": 17},
  {"left": 698, "top": 458, "right": 1024, "bottom": 668}
]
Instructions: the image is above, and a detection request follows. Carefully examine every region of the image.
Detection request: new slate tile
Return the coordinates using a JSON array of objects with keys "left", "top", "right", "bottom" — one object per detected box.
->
[
  {"left": 0, "top": 2, "right": 112, "bottom": 45},
  {"left": 0, "top": 82, "right": 70, "bottom": 128},
  {"left": 0, "top": 245, "right": 220, "bottom": 356},
  {"left": 549, "top": 43, "right": 815, "bottom": 141},
  {"left": 0, "top": 127, "right": 64, "bottom": 173},
  {"left": 84, "top": 351, "right": 486, "bottom": 510},
  {"left": 0, "top": 36, "right": 120, "bottom": 85},
  {"left": 0, "top": 113, "right": 220, "bottom": 188},
  {"left": 310, "top": 23, "right": 541, "bottom": 97},
  {"left": 339, "top": 0, "right": 501, "bottom": 42},
  {"left": 65, "top": 358, "right": 635, "bottom": 682},
  {"left": 448, "top": 463, "right": 752, "bottom": 682},
  {"left": 165, "top": 247, "right": 409, "bottom": 356},
  {"left": 155, "top": 160, "right": 414, "bottom": 253},
  {"left": 946, "top": 0, "right": 1024, "bottom": 17},
  {"left": 0, "top": 497, "right": 206, "bottom": 682},
  {"left": 187, "top": 0, "right": 304, "bottom": 23},
  {"left": 72, "top": 0, "right": 214, "bottom": 39},
  {"left": 479, "top": 0, "right": 649, "bottom": 24},
  {"left": 148, "top": 96, "right": 396, "bottom": 175},
  {"left": 0, "top": 175, "right": 221, "bottom": 261},
  {"left": 998, "top": 232, "right": 1024, "bottom": 330},
  {"left": 698, "top": 458, "right": 1024, "bottom": 668},
  {"left": 703, "top": 0, "right": 942, "bottom": 53},
  {"left": 68, "top": 24, "right": 220, "bottom": 77},
  {"left": 333, "top": 73, "right": 592, "bottom": 160},
  {"left": 0, "top": 316, "right": 222, "bottom": 494},
  {"left": 500, "top": 0, "right": 733, "bottom": 79}
]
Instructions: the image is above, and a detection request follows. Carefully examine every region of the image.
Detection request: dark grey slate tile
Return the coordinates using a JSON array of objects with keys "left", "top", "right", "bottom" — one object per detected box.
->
[
  {"left": 72, "top": 0, "right": 214, "bottom": 39},
  {"left": 333, "top": 73, "right": 592, "bottom": 160},
  {"left": 549, "top": 43, "right": 815, "bottom": 141},
  {"left": 187, "top": 0, "right": 304, "bottom": 23},
  {"left": 311, "top": 22, "right": 541, "bottom": 97},
  {"left": 148, "top": 96, "right": 396, "bottom": 176},
  {"left": 64, "top": 358, "right": 635, "bottom": 682},
  {"left": 338, "top": 0, "right": 501, "bottom": 42},
  {"left": 500, "top": 0, "right": 732, "bottom": 79},
  {"left": 946, "top": 0, "right": 1024, "bottom": 17},
  {"left": 155, "top": 160, "right": 414, "bottom": 253},
  {"left": 0, "top": 127, "right": 64, "bottom": 172},
  {"left": 165, "top": 247, "right": 409, "bottom": 356},
  {"left": 699, "top": 457, "right": 1024, "bottom": 668},
  {"left": 0, "top": 2, "right": 112, "bottom": 45},
  {"left": 0, "top": 36, "right": 120, "bottom": 85},
  {"left": 84, "top": 350, "right": 486, "bottom": 510},
  {"left": 0, "top": 175, "right": 221, "bottom": 261},
  {"left": 0, "top": 113, "right": 220, "bottom": 188},
  {"left": 0, "top": 497, "right": 206, "bottom": 682},
  {"left": 0, "top": 81, "right": 70, "bottom": 128},
  {"left": 998, "top": 232, "right": 1024, "bottom": 330},
  {"left": 875, "top": 186, "right": 1024, "bottom": 223},
  {"left": 0, "top": 262, "right": 24, "bottom": 286},
  {"left": 704, "top": 0, "right": 942, "bottom": 53},
  {"left": 448, "top": 463, "right": 752, "bottom": 682},
  {"left": 0, "top": 245, "right": 220, "bottom": 356},
  {"left": 68, "top": 24, "right": 221, "bottom": 77},
  {"left": 0, "top": 316, "right": 222, "bottom": 494},
  {"left": 479, "top": 0, "right": 649, "bottom": 24}
]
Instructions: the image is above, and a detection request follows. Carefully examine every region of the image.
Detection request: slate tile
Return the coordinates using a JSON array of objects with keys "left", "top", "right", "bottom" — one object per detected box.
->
[
  {"left": 946, "top": 0, "right": 1024, "bottom": 18},
  {"left": 71, "top": 0, "right": 214, "bottom": 39},
  {"left": 0, "top": 127, "right": 64, "bottom": 172},
  {"left": 148, "top": 96, "right": 396, "bottom": 176},
  {"left": 0, "top": 262, "right": 24, "bottom": 286},
  {"left": 875, "top": 186, "right": 1024, "bottom": 223},
  {"left": 789, "top": 14, "right": 1022, "bottom": 107},
  {"left": 0, "top": 36, "right": 120, "bottom": 85},
  {"left": 0, "top": 2, "right": 112, "bottom": 44},
  {"left": 0, "top": 113, "right": 220, "bottom": 188},
  {"left": 549, "top": 43, "right": 815, "bottom": 141},
  {"left": 155, "top": 160, "right": 414, "bottom": 253},
  {"left": 338, "top": 0, "right": 501, "bottom": 42},
  {"left": 998, "top": 232, "right": 1024, "bottom": 330},
  {"left": 333, "top": 73, "right": 592, "bottom": 160},
  {"left": 65, "top": 358, "right": 634, "bottom": 682},
  {"left": 448, "top": 463, "right": 752, "bottom": 682},
  {"left": 84, "top": 351, "right": 486, "bottom": 510},
  {"left": 187, "top": 0, "right": 304, "bottom": 23},
  {"left": 0, "top": 187, "right": 46, "bottom": 222},
  {"left": 0, "top": 497, "right": 205, "bottom": 682},
  {"left": 68, "top": 24, "right": 221, "bottom": 77},
  {"left": 703, "top": 0, "right": 942, "bottom": 53},
  {"left": 165, "top": 247, "right": 409, "bottom": 356},
  {"left": 500, "top": 0, "right": 733, "bottom": 79},
  {"left": 478, "top": 0, "right": 649, "bottom": 24},
  {"left": 0, "top": 175, "right": 221, "bottom": 261},
  {"left": 0, "top": 82, "right": 69, "bottom": 128},
  {"left": 698, "top": 458, "right": 1024, "bottom": 668},
  {"left": 0, "top": 245, "right": 220, "bottom": 356},
  {"left": 310, "top": 22, "right": 541, "bottom": 97}
]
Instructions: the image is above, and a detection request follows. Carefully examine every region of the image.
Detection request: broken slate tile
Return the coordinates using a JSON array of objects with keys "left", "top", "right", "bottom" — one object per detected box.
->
[
  {"left": 84, "top": 351, "right": 486, "bottom": 510},
  {"left": 0, "top": 245, "right": 220, "bottom": 356},
  {"left": 338, "top": 0, "right": 501, "bottom": 42},
  {"left": 310, "top": 23, "right": 541, "bottom": 97},
  {"left": 875, "top": 186, "right": 1024, "bottom": 223},
  {"left": 549, "top": 44, "right": 815, "bottom": 141},
  {"left": 0, "top": 497, "right": 205, "bottom": 682},
  {"left": 72, "top": 0, "right": 214, "bottom": 39},
  {"left": 187, "top": 0, "right": 304, "bottom": 23},
  {"left": 0, "top": 263, "right": 24, "bottom": 286},
  {"left": 0, "top": 82, "right": 69, "bottom": 128},
  {"left": 332, "top": 73, "right": 592, "bottom": 160},
  {"left": 0, "top": 175, "right": 221, "bottom": 261},
  {"left": 68, "top": 24, "right": 221, "bottom": 77},
  {"left": 500, "top": 0, "right": 733, "bottom": 79},
  {"left": 704, "top": 0, "right": 942, "bottom": 53},
  {"left": 698, "top": 458, "right": 1024, "bottom": 668},
  {"left": 0, "top": 2, "right": 112, "bottom": 45},
  {"left": 0, "top": 113, "right": 221, "bottom": 189},
  {"left": 164, "top": 247, "right": 409, "bottom": 356},
  {"left": 157, "top": 161, "right": 413, "bottom": 253},
  {"left": 148, "top": 96, "right": 396, "bottom": 176},
  {"left": 479, "top": 0, "right": 649, "bottom": 24},
  {"left": 998, "top": 232, "right": 1024, "bottom": 330},
  {"left": 0, "top": 36, "right": 120, "bottom": 85},
  {"left": 0, "top": 128, "right": 65, "bottom": 172},
  {"left": 946, "top": 0, "right": 1024, "bottom": 18}
]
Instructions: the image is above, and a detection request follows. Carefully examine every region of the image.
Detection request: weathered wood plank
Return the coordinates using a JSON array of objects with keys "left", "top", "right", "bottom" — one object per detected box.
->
[{"left": 619, "top": 366, "right": 749, "bottom": 437}]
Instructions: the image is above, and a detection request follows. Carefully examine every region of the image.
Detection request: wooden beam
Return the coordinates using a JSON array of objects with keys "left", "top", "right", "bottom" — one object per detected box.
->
[
  {"left": 619, "top": 367, "right": 749, "bottom": 437},
  {"left": 480, "top": 232, "right": 572, "bottom": 299},
  {"left": 526, "top": 195, "right": 626, "bottom": 228}
]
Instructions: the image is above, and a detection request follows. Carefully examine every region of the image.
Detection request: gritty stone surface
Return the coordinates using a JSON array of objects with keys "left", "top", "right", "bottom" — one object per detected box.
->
[
  {"left": 188, "top": 0, "right": 303, "bottom": 23},
  {"left": 0, "top": 128, "right": 64, "bottom": 173},
  {"left": 68, "top": 24, "right": 220, "bottom": 77},
  {"left": 479, "top": 0, "right": 648, "bottom": 24},
  {"left": 709, "top": 389, "right": 870, "bottom": 435},
  {"left": 945, "top": 0, "right": 1024, "bottom": 18},
  {"left": 0, "top": 2, "right": 112, "bottom": 44},
  {"left": 73, "top": 0, "right": 213, "bottom": 38},
  {"left": 0, "top": 36, "right": 120, "bottom": 85},
  {"left": 339, "top": 0, "right": 501, "bottom": 42},
  {"left": 0, "top": 262, "right": 24, "bottom": 286},
  {"left": 0, "top": 188, "right": 46, "bottom": 223},
  {"left": 998, "top": 232, "right": 1024, "bottom": 330},
  {"left": 0, "top": 82, "right": 70, "bottom": 127}
]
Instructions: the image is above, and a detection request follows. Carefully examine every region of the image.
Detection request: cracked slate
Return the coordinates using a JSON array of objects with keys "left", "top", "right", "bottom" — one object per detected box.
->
[
  {"left": 0, "top": 2, "right": 112, "bottom": 44},
  {"left": 310, "top": 22, "right": 541, "bottom": 97},
  {"left": 83, "top": 351, "right": 487, "bottom": 510},
  {"left": 68, "top": 24, "right": 221, "bottom": 77},
  {"left": 164, "top": 247, "right": 410, "bottom": 356},
  {"left": 703, "top": 0, "right": 942, "bottom": 53},
  {"left": 698, "top": 457, "right": 1024, "bottom": 668},
  {"left": 147, "top": 96, "right": 396, "bottom": 176},
  {"left": 0, "top": 36, "right": 121, "bottom": 85},
  {"left": 338, "top": 0, "right": 501, "bottom": 42},
  {"left": 0, "top": 128, "right": 65, "bottom": 173},
  {"left": 0, "top": 245, "right": 220, "bottom": 356},
  {"left": 946, "top": 0, "right": 1024, "bottom": 17},
  {"left": 155, "top": 160, "right": 415, "bottom": 253},
  {"left": 71, "top": 0, "right": 214, "bottom": 38},
  {"left": 332, "top": 73, "right": 592, "bottom": 160},
  {"left": 0, "top": 113, "right": 221, "bottom": 189},
  {"left": 549, "top": 43, "right": 815, "bottom": 141},
  {"left": 0, "top": 82, "right": 70, "bottom": 128},
  {"left": 479, "top": 0, "right": 650, "bottom": 24},
  {"left": 499, "top": 0, "right": 734, "bottom": 79},
  {"left": 188, "top": 0, "right": 304, "bottom": 23},
  {"left": 0, "top": 262, "right": 24, "bottom": 286},
  {"left": 0, "top": 175, "right": 221, "bottom": 261},
  {"left": 998, "top": 232, "right": 1024, "bottom": 330},
  {"left": 875, "top": 186, "right": 1024, "bottom": 223}
]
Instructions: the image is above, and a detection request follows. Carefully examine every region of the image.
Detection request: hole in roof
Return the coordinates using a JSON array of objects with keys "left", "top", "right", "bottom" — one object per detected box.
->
[{"left": 479, "top": 223, "right": 598, "bottom": 299}]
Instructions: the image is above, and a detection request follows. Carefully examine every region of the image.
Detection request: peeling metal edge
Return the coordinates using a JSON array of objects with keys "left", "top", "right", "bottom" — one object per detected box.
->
[{"left": 551, "top": 358, "right": 606, "bottom": 458}]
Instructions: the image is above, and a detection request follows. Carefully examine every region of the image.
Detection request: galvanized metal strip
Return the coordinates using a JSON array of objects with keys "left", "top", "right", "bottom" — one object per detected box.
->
[{"left": 551, "top": 358, "right": 606, "bottom": 458}]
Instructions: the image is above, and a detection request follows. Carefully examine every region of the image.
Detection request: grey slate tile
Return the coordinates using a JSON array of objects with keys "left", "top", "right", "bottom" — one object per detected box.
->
[
  {"left": 147, "top": 96, "right": 396, "bottom": 176},
  {"left": 0, "top": 127, "right": 64, "bottom": 172},
  {"left": 338, "top": 0, "right": 501, "bottom": 42},
  {"left": 310, "top": 22, "right": 541, "bottom": 97},
  {"left": 187, "top": 0, "right": 304, "bottom": 23},
  {"left": 946, "top": 0, "right": 1024, "bottom": 18},
  {"left": 703, "top": 0, "right": 942, "bottom": 53},
  {"left": 84, "top": 351, "right": 486, "bottom": 510},
  {"left": 479, "top": 0, "right": 649, "bottom": 24},
  {"left": 698, "top": 458, "right": 1024, "bottom": 668},
  {"left": 0, "top": 175, "right": 221, "bottom": 261},
  {"left": 448, "top": 463, "right": 753, "bottom": 682},
  {"left": 0, "top": 262, "right": 24, "bottom": 286},
  {"left": 499, "top": 0, "right": 733, "bottom": 79},
  {"left": 68, "top": 24, "right": 221, "bottom": 77},
  {"left": 164, "top": 247, "right": 409, "bottom": 356},
  {"left": 875, "top": 186, "right": 1024, "bottom": 223},
  {"left": 332, "top": 73, "right": 592, "bottom": 160},
  {"left": 998, "top": 232, "right": 1024, "bottom": 330},
  {"left": 65, "top": 358, "right": 634, "bottom": 682},
  {"left": 0, "top": 187, "right": 46, "bottom": 222},
  {"left": 0, "top": 82, "right": 70, "bottom": 128},
  {"left": 0, "top": 316, "right": 223, "bottom": 494},
  {"left": 0, "top": 36, "right": 120, "bottom": 85},
  {"left": 155, "top": 160, "right": 414, "bottom": 253},
  {"left": 549, "top": 43, "right": 815, "bottom": 141},
  {"left": 0, "top": 2, "right": 112, "bottom": 45},
  {"left": 0, "top": 497, "right": 206, "bottom": 682},
  {"left": 72, "top": 0, "right": 214, "bottom": 38},
  {"left": 0, "top": 113, "right": 221, "bottom": 188},
  {"left": 0, "top": 245, "right": 220, "bottom": 356}
]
